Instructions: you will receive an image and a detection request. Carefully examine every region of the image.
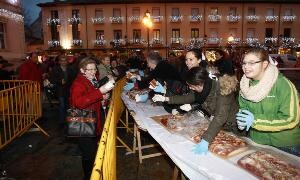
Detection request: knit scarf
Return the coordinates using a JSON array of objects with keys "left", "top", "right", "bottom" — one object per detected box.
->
[
  {"left": 195, "top": 78, "right": 212, "bottom": 105},
  {"left": 240, "top": 64, "right": 279, "bottom": 102}
]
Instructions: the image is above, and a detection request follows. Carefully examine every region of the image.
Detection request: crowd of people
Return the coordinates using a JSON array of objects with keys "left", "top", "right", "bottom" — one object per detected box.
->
[
  {"left": 1, "top": 47, "right": 299, "bottom": 179},
  {"left": 123, "top": 48, "right": 300, "bottom": 159}
]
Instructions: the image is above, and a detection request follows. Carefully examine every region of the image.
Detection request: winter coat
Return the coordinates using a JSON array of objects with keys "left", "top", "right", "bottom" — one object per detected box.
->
[
  {"left": 97, "top": 63, "right": 113, "bottom": 80},
  {"left": 168, "top": 75, "right": 241, "bottom": 143},
  {"left": 239, "top": 74, "right": 300, "bottom": 147},
  {"left": 137, "top": 61, "right": 181, "bottom": 89},
  {"left": 18, "top": 60, "right": 43, "bottom": 84},
  {"left": 49, "top": 65, "right": 73, "bottom": 97},
  {"left": 69, "top": 74, "right": 104, "bottom": 135}
]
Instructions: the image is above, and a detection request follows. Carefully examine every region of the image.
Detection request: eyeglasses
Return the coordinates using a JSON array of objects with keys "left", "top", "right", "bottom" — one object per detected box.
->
[
  {"left": 241, "top": 60, "right": 262, "bottom": 66},
  {"left": 85, "top": 69, "right": 97, "bottom": 72}
]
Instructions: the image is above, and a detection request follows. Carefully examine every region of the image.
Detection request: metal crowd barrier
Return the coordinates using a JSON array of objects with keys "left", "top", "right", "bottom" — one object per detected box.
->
[
  {"left": 91, "top": 78, "right": 126, "bottom": 180},
  {"left": 0, "top": 80, "right": 48, "bottom": 150}
]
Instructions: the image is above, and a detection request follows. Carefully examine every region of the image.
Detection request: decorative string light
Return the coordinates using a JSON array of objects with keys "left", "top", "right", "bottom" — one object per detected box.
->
[
  {"left": 208, "top": 15, "right": 221, "bottom": 22},
  {"left": 169, "top": 15, "right": 183, "bottom": 22},
  {"left": 0, "top": 8, "right": 23, "bottom": 23},
  {"left": 282, "top": 16, "right": 296, "bottom": 22},
  {"left": 265, "top": 16, "right": 278, "bottom": 22},
  {"left": 189, "top": 15, "right": 202, "bottom": 22}
]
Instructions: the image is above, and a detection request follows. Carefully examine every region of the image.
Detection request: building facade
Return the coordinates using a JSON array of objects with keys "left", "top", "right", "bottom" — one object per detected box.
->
[
  {"left": 0, "top": 0, "right": 25, "bottom": 60},
  {"left": 39, "top": 0, "right": 300, "bottom": 57}
]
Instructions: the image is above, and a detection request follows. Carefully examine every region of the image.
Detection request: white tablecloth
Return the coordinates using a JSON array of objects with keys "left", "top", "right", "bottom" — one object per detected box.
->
[{"left": 121, "top": 93, "right": 300, "bottom": 180}]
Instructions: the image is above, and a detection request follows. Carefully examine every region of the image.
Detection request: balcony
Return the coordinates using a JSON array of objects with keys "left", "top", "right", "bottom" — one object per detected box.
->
[
  {"left": 109, "top": 16, "right": 123, "bottom": 24},
  {"left": 264, "top": 37, "right": 278, "bottom": 43},
  {"left": 207, "top": 37, "right": 221, "bottom": 44},
  {"left": 170, "top": 37, "right": 183, "bottom": 44},
  {"left": 226, "top": 15, "right": 241, "bottom": 23},
  {"left": 129, "top": 16, "right": 141, "bottom": 23},
  {"left": 150, "top": 38, "right": 164, "bottom": 46},
  {"left": 246, "top": 15, "right": 259, "bottom": 22},
  {"left": 72, "top": 39, "right": 83, "bottom": 47},
  {"left": 186, "top": 38, "right": 204, "bottom": 49},
  {"left": 208, "top": 15, "right": 221, "bottom": 22},
  {"left": 169, "top": 15, "right": 183, "bottom": 23},
  {"left": 47, "top": 40, "right": 60, "bottom": 47},
  {"left": 94, "top": 39, "right": 106, "bottom": 46},
  {"left": 265, "top": 16, "right": 278, "bottom": 22},
  {"left": 47, "top": 18, "right": 60, "bottom": 25},
  {"left": 282, "top": 16, "right": 296, "bottom": 22},
  {"left": 228, "top": 38, "right": 241, "bottom": 44},
  {"left": 68, "top": 17, "right": 81, "bottom": 24},
  {"left": 91, "top": 17, "right": 105, "bottom": 24},
  {"left": 189, "top": 15, "right": 202, "bottom": 22},
  {"left": 281, "top": 37, "right": 295, "bottom": 43},
  {"left": 151, "top": 16, "right": 163, "bottom": 23},
  {"left": 246, "top": 38, "right": 259, "bottom": 44},
  {"left": 129, "top": 39, "right": 145, "bottom": 44}
]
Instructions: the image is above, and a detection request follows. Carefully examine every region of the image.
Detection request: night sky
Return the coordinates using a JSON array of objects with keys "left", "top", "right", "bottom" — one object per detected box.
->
[{"left": 21, "top": 0, "right": 53, "bottom": 23}]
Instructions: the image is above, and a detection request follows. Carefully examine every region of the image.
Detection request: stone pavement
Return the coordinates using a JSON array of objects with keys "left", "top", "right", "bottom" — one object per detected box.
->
[{"left": 0, "top": 103, "right": 175, "bottom": 180}]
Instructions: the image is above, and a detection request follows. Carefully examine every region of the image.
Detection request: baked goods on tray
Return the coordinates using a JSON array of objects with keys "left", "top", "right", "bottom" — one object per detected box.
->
[
  {"left": 126, "top": 89, "right": 149, "bottom": 100},
  {"left": 237, "top": 151, "right": 300, "bottom": 180},
  {"left": 151, "top": 114, "right": 185, "bottom": 132},
  {"left": 189, "top": 127, "right": 248, "bottom": 158},
  {"left": 149, "top": 79, "right": 157, "bottom": 89}
]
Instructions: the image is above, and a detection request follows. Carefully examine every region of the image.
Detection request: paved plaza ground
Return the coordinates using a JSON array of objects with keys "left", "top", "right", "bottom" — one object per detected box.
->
[{"left": 0, "top": 103, "right": 175, "bottom": 180}]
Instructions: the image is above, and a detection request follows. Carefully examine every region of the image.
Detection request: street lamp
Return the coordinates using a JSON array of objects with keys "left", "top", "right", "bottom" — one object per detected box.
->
[
  {"left": 228, "top": 34, "right": 234, "bottom": 43},
  {"left": 142, "top": 10, "right": 153, "bottom": 52}
]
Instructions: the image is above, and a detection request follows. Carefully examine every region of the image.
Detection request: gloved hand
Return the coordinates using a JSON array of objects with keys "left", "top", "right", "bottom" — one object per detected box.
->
[
  {"left": 192, "top": 139, "right": 209, "bottom": 155},
  {"left": 123, "top": 82, "right": 134, "bottom": 91},
  {"left": 100, "top": 80, "right": 115, "bottom": 94},
  {"left": 180, "top": 104, "right": 192, "bottom": 112},
  {"left": 138, "top": 70, "right": 145, "bottom": 77},
  {"left": 152, "top": 94, "right": 166, "bottom": 102},
  {"left": 171, "top": 109, "right": 179, "bottom": 115},
  {"left": 152, "top": 81, "right": 166, "bottom": 94},
  {"left": 236, "top": 110, "right": 255, "bottom": 131},
  {"left": 135, "top": 94, "right": 148, "bottom": 103}
]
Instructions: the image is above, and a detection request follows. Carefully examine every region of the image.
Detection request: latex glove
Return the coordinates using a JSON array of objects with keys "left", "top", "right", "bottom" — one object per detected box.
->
[
  {"left": 180, "top": 104, "right": 192, "bottom": 112},
  {"left": 135, "top": 94, "right": 148, "bottom": 103},
  {"left": 131, "top": 74, "right": 141, "bottom": 81},
  {"left": 139, "top": 70, "right": 145, "bottom": 77},
  {"left": 100, "top": 80, "right": 115, "bottom": 94},
  {"left": 192, "top": 139, "right": 209, "bottom": 155},
  {"left": 236, "top": 110, "right": 255, "bottom": 131},
  {"left": 152, "top": 94, "right": 166, "bottom": 102},
  {"left": 152, "top": 81, "right": 166, "bottom": 94},
  {"left": 123, "top": 82, "right": 134, "bottom": 91},
  {"left": 171, "top": 109, "right": 179, "bottom": 115}
]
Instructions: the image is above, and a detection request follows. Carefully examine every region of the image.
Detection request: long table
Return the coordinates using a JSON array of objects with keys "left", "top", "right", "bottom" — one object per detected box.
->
[{"left": 121, "top": 93, "right": 300, "bottom": 180}]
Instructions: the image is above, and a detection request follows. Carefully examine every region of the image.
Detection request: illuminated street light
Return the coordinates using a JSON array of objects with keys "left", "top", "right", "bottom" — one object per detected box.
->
[
  {"left": 228, "top": 35, "right": 234, "bottom": 43},
  {"left": 143, "top": 10, "right": 152, "bottom": 52}
]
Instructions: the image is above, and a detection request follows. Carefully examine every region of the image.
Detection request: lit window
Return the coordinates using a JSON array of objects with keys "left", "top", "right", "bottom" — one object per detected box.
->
[{"left": 191, "top": 28, "right": 199, "bottom": 38}]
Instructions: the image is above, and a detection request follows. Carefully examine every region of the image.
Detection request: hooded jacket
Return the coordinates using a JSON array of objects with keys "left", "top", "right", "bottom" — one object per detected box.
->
[{"left": 168, "top": 74, "right": 241, "bottom": 143}]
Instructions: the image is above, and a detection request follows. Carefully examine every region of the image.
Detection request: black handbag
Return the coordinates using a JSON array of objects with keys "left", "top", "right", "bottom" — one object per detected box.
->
[{"left": 66, "top": 108, "right": 97, "bottom": 137}]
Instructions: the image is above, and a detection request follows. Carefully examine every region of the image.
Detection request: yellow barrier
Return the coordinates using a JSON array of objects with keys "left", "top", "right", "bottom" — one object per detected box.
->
[
  {"left": 91, "top": 78, "right": 126, "bottom": 180},
  {"left": 0, "top": 80, "right": 47, "bottom": 150}
]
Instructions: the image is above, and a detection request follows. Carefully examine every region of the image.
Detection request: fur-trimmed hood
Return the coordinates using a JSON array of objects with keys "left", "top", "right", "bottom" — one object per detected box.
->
[{"left": 218, "top": 74, "right": 238, "bottom": 96}]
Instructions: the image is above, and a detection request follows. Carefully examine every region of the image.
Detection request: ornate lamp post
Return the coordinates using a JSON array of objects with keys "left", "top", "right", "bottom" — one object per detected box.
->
[{"left": 142, "top": 10, "right": 153, "bottom": 52}]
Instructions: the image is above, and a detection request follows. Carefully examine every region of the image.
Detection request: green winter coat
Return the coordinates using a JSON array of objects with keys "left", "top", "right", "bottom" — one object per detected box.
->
[{"left": 239, "top": 74, "right": 300, "bottom": 147}]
